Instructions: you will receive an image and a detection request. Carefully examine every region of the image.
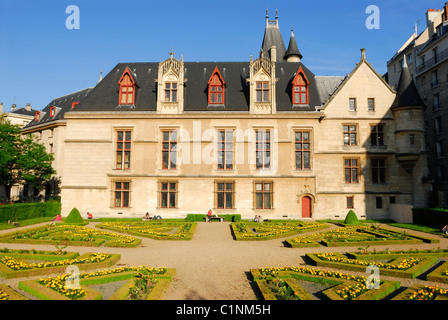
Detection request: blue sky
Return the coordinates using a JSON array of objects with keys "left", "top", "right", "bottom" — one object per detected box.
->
[{"left": 0, "top": 0, "right": 444, "bottom": 112}]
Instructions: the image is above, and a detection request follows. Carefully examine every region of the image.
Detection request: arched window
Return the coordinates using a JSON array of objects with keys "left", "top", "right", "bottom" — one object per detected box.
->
[
  {"left": 208, "top": 67, "right": 225, "bottom": 105},
  {"left": 292, "top": 67, "right": 309, "bottom": 105},
  {"left": 118, "top": 67, "right": 136, "bottom": 105}
]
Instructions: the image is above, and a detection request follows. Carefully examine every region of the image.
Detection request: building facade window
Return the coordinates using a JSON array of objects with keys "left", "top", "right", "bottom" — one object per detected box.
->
[
  {"left": 255, "top": 129, "right": 271, "bottom": 169},
  {"left": 367, "top": 98, "right": 375, "bottom": 111},
  {"left": 343, "top": 125, "right": 358, "bottom": 145},
  {"left": 349, "top": 98, "right": 356, "bottom": 111},
  {"left": 114, "top": 182, "right": 130, "bottom": 208},
  {"left": 118, "top": 69, "right": 136, "bottom": 105},
  {"left": 162, "top": 130, "right": 177, "bottom": 169},
  {"left": 437, "top": 141, "right": 444, "bottom": 158},
  {"left": 217, "top": 130, "right": 233, "bottom": 170},
  {"left": 116, "top": 131, "right": 131, "bottom": 170},
  {"left": 49, "top": 106, "right": 55, "bottom": 117},
  {"left": 208, "top": 67, "right": 225, "bottom": 105},
  {"left": 376, "top": 196, "right": 383, "bottom": 209},
  {"left": 372, "top": 158, "right": 386, "bottom": 184},
  {"left": 164, "top": 83, "right": 178, "bottom": 102},
  {"left": 292, "top": 69, "right": 309, "bottom": 105},
  {"left": 160, "top": 182, "right": 177, "bottom": 208},
  {"left": 216, "top": 182, "right": 234, "bottom": 209},
  {"left": 256, "top": 82, "right": 269, "bottom": 102},
  {"left": 254, "top": 182, "right": 273, "bottom": 209},
  {"left": 295, "top": 131, "right": 311, "bottom": 170},
  {"left": 434, "top": 93, "right": 440, "bottom": 110},
  {"left": 370, "top": 124, "right": 384, "bottom": 146},
  {"left": 344, "top": 159, "right": 359, "bottom": 183},
  {"left": 346, "top": 196, "right": 354, "bottom": 209}
]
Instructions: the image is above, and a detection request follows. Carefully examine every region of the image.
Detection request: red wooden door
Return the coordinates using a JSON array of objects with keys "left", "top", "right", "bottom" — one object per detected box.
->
[{"left": 302, "top": 196, "right": 311, "bottom": 218}]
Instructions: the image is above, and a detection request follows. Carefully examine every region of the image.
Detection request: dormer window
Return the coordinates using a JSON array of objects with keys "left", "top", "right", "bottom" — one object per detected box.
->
[
  {"left": 118, "top": 67, "right": 136, "bottom": 105},
  {"left": 292, "top": 67, "right": 309, "bottom": 105},
  {"left": 165, "top": 83, "right": 177, "bottom": 102},
  {"left": 256, "top": 82, "right": 270, "bottom": 102},
  {"left": 71, "top": 102, "right": 79, "bottom": 110},
  {"left": 35, "top": 111, "right": 40, "bottom": 122},
  {"left": 49, "top": 106, "right": 55, "bottom": 117},
  {"left": 208, "top": 67, "right": 225, "bottom": 105}
]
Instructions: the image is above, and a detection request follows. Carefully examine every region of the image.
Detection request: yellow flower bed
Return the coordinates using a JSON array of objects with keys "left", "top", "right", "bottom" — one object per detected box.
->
[{"left": 408, "top": 285, "right": 448, "bottom": 300}]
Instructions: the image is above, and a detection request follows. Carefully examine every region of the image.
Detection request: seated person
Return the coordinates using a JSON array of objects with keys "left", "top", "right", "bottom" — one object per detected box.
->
[
  {"left": 142, "top": 212, "right": 152, "bottom": 221},
  {"left": 87, "top": 212, "right": 93, "bottom": 219}
]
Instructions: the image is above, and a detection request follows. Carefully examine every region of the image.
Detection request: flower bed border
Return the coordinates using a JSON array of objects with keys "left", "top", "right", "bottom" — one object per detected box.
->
[
  {"left": 306, "top": 252, "right": 438, "bottom": 279},
  {"left": 18, "top": 268, "right": 176, "bottom": 300},
  {"left": 0, "top": 225, "right": 141, "bottom": 248},
  {"left": 96, "top": 221, "right": 198, "bottom": 241},
  {"left": 0, "top": 252, "right": 120, "bottom": 279},
  {"left": 251, "top": 267, "right": 400, "bottom": 300},
  {"left": 231, "top": 221, "right": 329, "bottom": 241},
  {"left": 0, "top": 284, "right": 28, "bottom": 300}
]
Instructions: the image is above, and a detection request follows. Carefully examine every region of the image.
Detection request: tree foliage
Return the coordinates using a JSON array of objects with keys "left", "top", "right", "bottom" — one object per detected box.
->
[{"left": 0, "top": 119, "right": 55, "bottom": 201}]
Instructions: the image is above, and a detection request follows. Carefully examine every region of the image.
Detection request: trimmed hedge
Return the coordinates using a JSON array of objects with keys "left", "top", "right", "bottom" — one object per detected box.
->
[
  {"left": 185, "top": 214, "right": 241, "bottom": 222},
  {"left": 412, "top": 207, "right": 448, "bottom": 228},
  {"left": 0, "top": 201, "right": 60, "bottom": 223}
]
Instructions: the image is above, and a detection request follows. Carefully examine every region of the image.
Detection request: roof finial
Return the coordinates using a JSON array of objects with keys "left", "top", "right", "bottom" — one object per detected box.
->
[
  {"left": 403, "top": 54, "right": 408, "bottom": 69},
  {"left": 360, "top": 48, "right": 366, "bottom": 61},
  {"left": 97, "top": 70, "right": 103, "bottom": 84},
  {"left": 169, "top": 48, "right": 175, "bottom": 60}
]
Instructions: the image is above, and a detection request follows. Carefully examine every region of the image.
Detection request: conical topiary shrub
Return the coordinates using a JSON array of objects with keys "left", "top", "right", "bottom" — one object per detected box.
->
[
  {"left": 65, "top": 207, "right": 84, "bottom": 224},
  {"left": 344, "top": 210, "right": 359, "bottom": 225}
]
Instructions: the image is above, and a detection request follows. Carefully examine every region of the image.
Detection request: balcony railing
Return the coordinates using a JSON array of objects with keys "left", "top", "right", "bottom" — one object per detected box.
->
[{"left": 417, "top": 47, "right": 448, "bottom": 75}]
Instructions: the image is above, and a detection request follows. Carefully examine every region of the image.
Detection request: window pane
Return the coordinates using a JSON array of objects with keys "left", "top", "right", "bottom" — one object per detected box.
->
[
  {"left": 352, "top": 169, "right": 358, "bottom": 183},
  {"left": 122, "top": 192, "right": 129, "bottom": 207},
  {"left": 217, "top": 93, "right": 222, "bottom": 103},
  {"left": 304, "top": 152, "right": 310, "bottom": 169},
  {"left": 170, "top": 151, "right": 177, "bottom": 169},
  {"left": 165, "top": 91, "right": 170, "bottom": 101},
  {"left": 301, "top": 93, "right": 306, "bottom": 102},
  {"left": 296, "top": 151, "right": 302, "bottom": 169},
  {"left": 226, "top": 193, "right": 232, "bottom": 208},
  {"left": 124, "top": 152, "right": 130, "bottom": 168},
  {"left": 172, "top": 83, "right": 177, "bottom": 89},
  {"left": 256, "top": 193, "right": 263, "bottom": 209},
  {"left": 225, "top": 183, "right": 233, "bottom": 191},
  {"left": 217, "top": 193, "right": 224, "bottom": 208},
  {"left": 263, "top": 90, "right": 268, "bottom": 102},
  {"left": 264, "top": 193, "right": 271, "bottom": 209},
  {"left": 345, "top": 168, "right": 350, "bottom": 183},
  {"left": 217, "top": 183, "right": 224, "bottom": 191},
  {"left": 162, "top": 151, "right": 169, "bottom": 169},
  {"left": 162, "top": 183, "right": 168, "bottom": 190},
  {"left": 255, "top": 183, "right": 262, "bottom": 191},
  {"left": 303, "top": 132, "right": 309, "bottom": 141},
  {"left": 115, "top": 192, "right": 121, "bottom": 207},
  {"left": 295, "top": 132, "right": 301, "bottom": 141},
  {"left": 257, "top": 90, "right": 262, "bottom": 102},
  {"left": 117, "top": 131, "right": 123, "bottom": 141},
  {"left": 169, "top": 192, "right": 176, "bottom": 208},
  {"left": 115, "top": 182, "right": 122, "bottom": 190},
  {"left": 171, "top": 131, "right": 177, "bottom": 141},
  {"left": 172, "top": 90, "right": 177, "bottom": 102},
  {"left": 264, "top": 183, "right": 270, "bottom": 191},
  {"left": 161, "top": 192, "right": 167, "bottom": 207},
  {"left": 125, "top": 131, "right": 131, "bottom": 141},
  {"left": 169, "top": 183, "right": 176, "bottom": 191}
]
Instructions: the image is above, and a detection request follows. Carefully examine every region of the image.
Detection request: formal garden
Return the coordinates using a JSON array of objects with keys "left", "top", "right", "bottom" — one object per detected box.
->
[{"left": 1, "top": 203, "right": 448, "bottom": 300}]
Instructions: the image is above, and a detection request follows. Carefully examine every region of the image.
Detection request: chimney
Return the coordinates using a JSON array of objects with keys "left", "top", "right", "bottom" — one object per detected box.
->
[
  {"left": 11, "top": 103, "right": 16, "bottom": 111},
  {"left": 361, "top": 48, "right": 366, "bottom": 61},
  {"left": 270, "top": 45, "right": 277, "bottom": 63},
  {"left": 25, "top": 103, "right": 31, "bottom": 111},
  {"left": 0, "top": 102, "right": 3, "bottom": 114}
]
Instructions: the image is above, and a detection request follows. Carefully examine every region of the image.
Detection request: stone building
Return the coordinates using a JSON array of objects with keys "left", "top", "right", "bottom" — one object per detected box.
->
[
  {"left": 24, "top": 12, "right": 428, "bottom": 220},
  {"left": 387, "top": 4, "right": 448, "bottom": 207}
]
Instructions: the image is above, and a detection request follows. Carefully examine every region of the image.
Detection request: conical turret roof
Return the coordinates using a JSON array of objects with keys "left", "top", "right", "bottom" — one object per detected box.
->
[
  {"left": 284, "top": 28, "right": 302, "bottom": 60},
  {"left": 391, "top": 57, "right": 425, "bottom": 109}
]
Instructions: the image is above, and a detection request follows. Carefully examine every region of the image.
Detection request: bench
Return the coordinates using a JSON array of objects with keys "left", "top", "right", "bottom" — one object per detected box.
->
[{"left": 204, "top": 216, "right": 224, "bottom": 222}]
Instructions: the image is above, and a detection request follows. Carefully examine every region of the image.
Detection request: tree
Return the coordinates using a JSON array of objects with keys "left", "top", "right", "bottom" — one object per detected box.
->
[{"left": 0, "top": 119, "right": 55, "bottom": 202}]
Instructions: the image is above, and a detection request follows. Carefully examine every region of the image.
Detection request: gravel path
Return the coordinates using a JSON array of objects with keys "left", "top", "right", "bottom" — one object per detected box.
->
[{"left": 1, "top": 221, "right": 448, "bottom": 300}]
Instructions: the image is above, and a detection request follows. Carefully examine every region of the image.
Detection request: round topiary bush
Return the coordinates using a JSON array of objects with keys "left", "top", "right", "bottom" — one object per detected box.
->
[
  {"left": 65, "top": 208, "right": 84, "bottom": 224},
  {"left": 344, "top": 210, "right": 359, "bottom": 225}
]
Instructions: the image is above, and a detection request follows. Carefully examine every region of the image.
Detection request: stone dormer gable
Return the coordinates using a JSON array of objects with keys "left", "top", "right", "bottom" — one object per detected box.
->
[
  {"left": 248, "top": 50, "right": 278, "bottom": 114},
  {"left": 156, "top": 49, "right": 185, "bottom": 114}
]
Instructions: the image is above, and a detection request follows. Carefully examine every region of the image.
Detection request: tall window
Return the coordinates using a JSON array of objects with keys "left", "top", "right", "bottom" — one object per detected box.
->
[
  {"left": 349, "top": 98, "right": 357, "bottom": 111},
  {"left": 343, "top": 125, "right": 358, "bottom": 145},
  {"left": 295, "top": 131, "right": 311, "bottom": 170},
  {"left": 208, "top": 67, "right": 225, "bottom": 105},
  {"left": 116, "top": 131, "right": 131, "bottom": 169},
  {"left": 114, "top": 182, "right": 130, "bottom": 208},
  {"left": 118, "top": 69, "right": 135, "bottom": 105},
  {"left": 216, "top": 182, "right": 234, "bottom": 209},
  {"left": 372, "top": 158, "right": 386, "bottom": 184},
  {"left": 344, "top": 159, "right": 359, "bottom": 183},
  {"left": 256, "top": 82, "right": 269, "bottom": 102},
  {"left": 255, "top": 129, "right": 271, "bottom": 169},
  {"left": 370, "top": 125, "right": 384, "bottom": 146},
  {"left": 367, "top": 98, "right": 375, "bottom": 111},
  {"left": 255, "top": 182, "right": 273, "bottom": 209},
  {"left": 218, "top": 130, "right": 233, "bottom": 170},
  {"left": 346, "top": 196, "right": 354, "bottom": 209},
  {"left": 162, "top": 130, "right": 177, "bottom": 169},
  {"left": 160, "top": 182, "right": 177, "bottom": 208},
  {"left": 292, "top": 69, "right": 309, "bottom": 105},
  {"left": 165, "top": 83, "right": 177, "bottom": 102}
]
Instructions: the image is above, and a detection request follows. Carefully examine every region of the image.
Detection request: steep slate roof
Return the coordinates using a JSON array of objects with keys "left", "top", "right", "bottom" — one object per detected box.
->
[
  {"left": 74, "top": 61, "right": 329, "bottom": 113},
  {"left": 391, "top": 59, "right": 425, "bottom": 109},
  {"left": 24, "top": 87, "right": 93, "bottom": 128},
  {"left": 9, "top": 106, "right": 37, "bottom": 117}
]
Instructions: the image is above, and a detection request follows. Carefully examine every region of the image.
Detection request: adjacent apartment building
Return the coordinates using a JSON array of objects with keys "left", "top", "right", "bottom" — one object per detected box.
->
[
  {"left": 387, "top": 3, "right": 448, "bottom": 208},
  {"left": 23, "top": 12, "right": 429, "bottom": 220}
]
